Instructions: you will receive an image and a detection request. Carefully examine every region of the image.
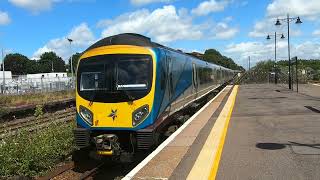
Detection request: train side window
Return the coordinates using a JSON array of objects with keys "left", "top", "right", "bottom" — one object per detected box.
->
[{"left": 192, "top": 63, "right": 197, "bottom": 88}]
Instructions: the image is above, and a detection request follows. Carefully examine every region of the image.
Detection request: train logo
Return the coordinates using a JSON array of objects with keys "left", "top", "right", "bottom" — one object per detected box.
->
[{"left": 108, "top": 109, "right": 118, "bottom": 121}]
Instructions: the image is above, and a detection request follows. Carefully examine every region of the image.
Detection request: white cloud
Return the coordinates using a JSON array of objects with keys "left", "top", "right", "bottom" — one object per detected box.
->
[
  {"left": 100, "top": 6, "right": 203, "bottom": 43},
  {"left": 313, "top": 29, "right": 320, "bottom": 36},
  {"left": 211, "top": 22, "right": 238, "bottom": 39},
  {"left": 192, "top": 0, "right": 228, "bottom": 16},
  {"left": 295, "top": 41, "right": 320, "bottom": 58},
  {"left": 99, "top": 5, "right": 238, "bottom": 43},
  {"left": 224, "top": 40, "right": 320, "bottom": 66},
  {"left": 130, "top": 0, "right": 173, "bottom": 6},
  {"left": 248, "top": 20, "right": 272, "bottom": 37},
  {"left": 267, "top": 0, "right": 320, "bottom": 20},
  {"left": 8, "top": 0, "right": 62, "bottom": 13},
  {"left": 32, "top": 23, "right": 95, "bottom": 60},
  {"left": 0, "top": 11, "right": 11, "bottom": 25}
]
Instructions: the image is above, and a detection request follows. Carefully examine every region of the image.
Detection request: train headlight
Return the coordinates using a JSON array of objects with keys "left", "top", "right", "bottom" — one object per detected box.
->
[
  {"left": 132, "top": 105, "right": 149, "bottom": 126},
  {"left": 79, "top": 105, "right": 93, "bottom": 125}
]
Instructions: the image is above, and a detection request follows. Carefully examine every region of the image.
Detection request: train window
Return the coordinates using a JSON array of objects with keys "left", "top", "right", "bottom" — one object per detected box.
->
[
  {"left": 80, "top": 64, "right": 107, "bottom": 91},
  {"left": 80, "top": 72, "right": 105, "bottom": 91},
  {"left": 116, "top": 57, "right": 150, "bottom": 90}
]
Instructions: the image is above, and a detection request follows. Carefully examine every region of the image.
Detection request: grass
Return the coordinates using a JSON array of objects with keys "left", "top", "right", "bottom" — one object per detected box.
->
[
  {"left": 0, "top": 122, "right": 75, "bottom": 177},
  {"left": 0, "top": 90, "right": 75, "bottom": 108}
]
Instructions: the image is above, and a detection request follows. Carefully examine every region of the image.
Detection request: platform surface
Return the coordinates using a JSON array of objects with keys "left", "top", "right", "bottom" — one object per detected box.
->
[
  {"left": 217, "top": 84, "right": 320, "bottom": 180},
  {"left": 125, "top": 84, "right": 320, "bottom": 180}
]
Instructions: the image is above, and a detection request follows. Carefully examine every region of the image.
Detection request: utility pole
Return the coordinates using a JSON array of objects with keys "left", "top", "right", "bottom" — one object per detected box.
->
[
  {"left": 248, "top": 56, "right": 251, "bottom": 71},
  {"left": 67, "top": 38, "right": 74, "bottom": 88},
  {"left": 1, "top": 48, "right": 5, "bottom": 94},
  {"left": 295, "top": 56, "right": 298, "bottom": 92},
  {"left": 274, "top": 32, "right": 277, "bottom": 84}
]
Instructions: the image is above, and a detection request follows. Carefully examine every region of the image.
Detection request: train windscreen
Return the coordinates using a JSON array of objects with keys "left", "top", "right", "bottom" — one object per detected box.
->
[{"left": 77, "top": 54, "right": 152, "bottom": 103}]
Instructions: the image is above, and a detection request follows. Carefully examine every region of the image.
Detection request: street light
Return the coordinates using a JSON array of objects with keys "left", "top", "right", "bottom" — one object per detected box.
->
[
  {"left": 67, "top": 38, "right": 74, "bottom": 87},
  {"left": 266, "top": 32, "right": 285, "bottom": 84},
  {"left": 275, "top": 14, "right": 302, "bottom": 89}
]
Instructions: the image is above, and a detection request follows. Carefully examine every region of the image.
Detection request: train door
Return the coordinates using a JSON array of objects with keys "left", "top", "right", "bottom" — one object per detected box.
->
[{"left": 192, "top": 63, "right": 198, "bottom": 97}]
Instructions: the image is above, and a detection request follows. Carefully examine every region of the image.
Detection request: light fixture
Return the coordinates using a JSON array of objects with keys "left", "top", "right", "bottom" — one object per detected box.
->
[
  {"left": 281, "top": 34, "right": 285, "bottom": 39},
  {"left": 295, "top": 16, "right": 302, "bottom": 24},
  {"left": 266, "top": 35, "right": 271, "bottom": 40},
  {"left": 275, "top": 19, "right": 281, "bottom": 26}
]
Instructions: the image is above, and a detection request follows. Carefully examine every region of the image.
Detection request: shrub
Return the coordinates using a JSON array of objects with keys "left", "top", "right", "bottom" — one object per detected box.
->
[
  {"left": 0, "top": 122, "right": 75, "bottom": 177},
  {"left": 34, "top": 105, "right": 44, "bottom": 118}
]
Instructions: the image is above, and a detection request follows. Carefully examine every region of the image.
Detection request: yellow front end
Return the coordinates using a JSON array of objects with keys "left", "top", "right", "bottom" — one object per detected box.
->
[{"left": 76, "top": 45, "right": 156, "bottom": 128}]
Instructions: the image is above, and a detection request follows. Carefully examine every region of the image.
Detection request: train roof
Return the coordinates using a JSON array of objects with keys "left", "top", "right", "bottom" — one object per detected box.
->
[
  {"left": 85, "top": 33, "right": 194, "bottom": 55},
  {"left": 85, "top": 33, "right": 234, "bottom": 71},
  {"left": 85, "top": 33, "right": 156, "bottom": 51}
]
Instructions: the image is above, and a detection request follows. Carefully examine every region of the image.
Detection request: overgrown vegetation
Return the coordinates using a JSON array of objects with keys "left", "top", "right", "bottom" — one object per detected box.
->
[
  {"left": 34, "top": 105, "right": 44, "bottom": 118},
  {"left": 2, "top": 52, "right": 81, "bottom": 75},
  {"left": 250, "top": 59, "right": 320, "bottom": 82},
  {"left": 0, "top": 122, "right": 75, "bottom": 177},
  {"left": 0, "top": 90, "right": 74, "bottom": 108}
]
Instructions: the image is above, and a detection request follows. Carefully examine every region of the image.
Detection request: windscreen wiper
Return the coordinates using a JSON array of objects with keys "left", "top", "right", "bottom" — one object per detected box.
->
[
  {"left": 89, "top": 90, "right": 96, "bottom": 106},
  {"left": 116, "top": 79, "right": 135, "bottom": 101}
]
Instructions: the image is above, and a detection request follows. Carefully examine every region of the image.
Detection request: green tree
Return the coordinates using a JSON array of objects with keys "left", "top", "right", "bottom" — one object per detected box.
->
[
  {"left": 67, "top": 53, "right": 81, "bottom": 73},
  {"left": 3, "top": 53, "right": 29, "bottom": 75},
  {"left": 26, "top": 60, "right": 40, "bottom": 74},
  {"left": 38, "top": 52, "right": 66, "bottom": 73},
  {"left": 202, "top": 49, "right": 244, "bottom": 71}
]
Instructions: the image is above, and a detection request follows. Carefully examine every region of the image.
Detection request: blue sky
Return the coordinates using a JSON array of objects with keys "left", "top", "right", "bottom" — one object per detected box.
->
[{"left": 0, "top": 0, "right": 320, "bottom": 68}]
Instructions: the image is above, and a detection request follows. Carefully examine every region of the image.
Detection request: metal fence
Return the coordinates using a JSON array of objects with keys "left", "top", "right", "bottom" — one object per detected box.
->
[{"left": 0, "top": 77, "right": 75, "bottom": 95}]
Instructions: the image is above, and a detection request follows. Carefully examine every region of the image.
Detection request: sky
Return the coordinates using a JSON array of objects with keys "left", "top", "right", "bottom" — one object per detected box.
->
[{"left": 0, "top": 0, "right": 320, "bottom": 68}]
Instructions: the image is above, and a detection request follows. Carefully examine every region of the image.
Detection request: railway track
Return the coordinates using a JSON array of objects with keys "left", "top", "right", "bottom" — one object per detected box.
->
[
  {"left": 37, "top": 160, "right": 106, "bottom": 180},
  {"left": 0, "top": 108, "right": 76, "bottom": 139},
  {"left": 39, "top": 154, "right": 148, "bottom": 180}
]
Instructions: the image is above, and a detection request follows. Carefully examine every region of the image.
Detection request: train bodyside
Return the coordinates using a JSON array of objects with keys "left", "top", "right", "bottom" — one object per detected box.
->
[{"left": 74, "top": 33, "right": 234, "bottom": 156}]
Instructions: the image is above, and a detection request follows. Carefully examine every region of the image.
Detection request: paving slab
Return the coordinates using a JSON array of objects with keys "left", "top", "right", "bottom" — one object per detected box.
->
[{"left": 217, "top": 84, "right": 320, "bottom": 180}]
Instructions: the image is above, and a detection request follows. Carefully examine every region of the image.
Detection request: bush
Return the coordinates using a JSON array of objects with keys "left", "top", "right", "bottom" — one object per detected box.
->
[
  {"left": 34, "top": 105, "right": 44, "bottom": 118},
  {"left": 0, "top": 122, "right": 75, "bottom": 177}
]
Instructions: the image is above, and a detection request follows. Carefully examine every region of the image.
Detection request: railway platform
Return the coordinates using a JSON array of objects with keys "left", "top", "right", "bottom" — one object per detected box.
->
[{"left": 124, "top": 84, "right": 320, "bottom": 180}]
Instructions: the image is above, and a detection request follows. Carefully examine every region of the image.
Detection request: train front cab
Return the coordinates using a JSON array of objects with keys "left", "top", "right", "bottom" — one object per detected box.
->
[{"left": 74, "top": 45, "right": 157, "bottom": 156}]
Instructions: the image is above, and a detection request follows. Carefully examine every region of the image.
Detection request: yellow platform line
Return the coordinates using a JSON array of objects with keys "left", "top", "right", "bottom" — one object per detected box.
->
[{"left": 187, "top": 85, "right": 239, "bottom": 180}]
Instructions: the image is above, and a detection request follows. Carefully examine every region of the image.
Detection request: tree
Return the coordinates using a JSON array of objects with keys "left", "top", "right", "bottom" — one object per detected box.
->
[
  {"left": 26, "top": 60, "right": 40, "bottom": 74},
  {"left": 202, "top": 49, "right": 245, "bottom": 71},
  {"left": 67, "top": 53, "right": 81, "bottom": 73},
  {"left": 38, "top": 52, "right": 66, "bottom": 73},
  {"left": 3, "top": 53, "right": 29, "bottom": 75}
]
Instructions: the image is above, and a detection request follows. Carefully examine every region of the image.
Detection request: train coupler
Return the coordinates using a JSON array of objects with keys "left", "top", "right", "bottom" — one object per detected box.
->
[{"left": 94, "top": 134, "right": 121, "bottom": 156}]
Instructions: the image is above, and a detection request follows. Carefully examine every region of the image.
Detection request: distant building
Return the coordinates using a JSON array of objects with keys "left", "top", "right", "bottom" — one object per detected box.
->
[
  {"left": 26, "top": 72, "right": 68, "bottom": 80},
  {"left": 0, "top": 71, "right": 13, "bottom": 81}
]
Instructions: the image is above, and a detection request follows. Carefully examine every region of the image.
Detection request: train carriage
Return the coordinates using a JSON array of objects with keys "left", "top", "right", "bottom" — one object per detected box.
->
[{"left": 74, "top": 33, "right": 234, "bottom": 156}]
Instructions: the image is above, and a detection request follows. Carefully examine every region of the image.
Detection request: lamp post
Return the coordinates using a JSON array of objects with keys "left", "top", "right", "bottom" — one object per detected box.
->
[
  {"left": 67, "top": 38, "right": 74, "bottom": 87},
  {"left": 275, "top": 14, "right": 302, "bottom": 89},
  {"left": 266, "top": 32, "right": 285, "bottom": 84}
]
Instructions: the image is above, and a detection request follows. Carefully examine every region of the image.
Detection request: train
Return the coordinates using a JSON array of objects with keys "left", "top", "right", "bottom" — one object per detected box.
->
[{"left": 74, "top": 33, "right": 235, "bottom": 157}]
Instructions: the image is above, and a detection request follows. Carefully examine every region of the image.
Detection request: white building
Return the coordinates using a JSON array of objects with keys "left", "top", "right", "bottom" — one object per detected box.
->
[{"left": 0, "top": 71, "right": 12, "bottom": 81}]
